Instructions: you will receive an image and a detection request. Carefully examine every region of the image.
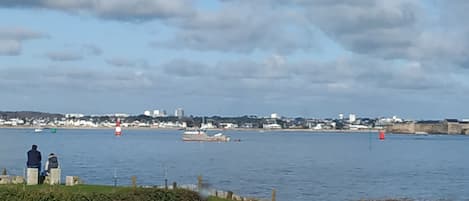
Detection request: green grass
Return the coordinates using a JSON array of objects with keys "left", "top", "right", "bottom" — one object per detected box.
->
[
  {"left": 0, "top": 184, "right": 205, "bottom": 201},
  {"left": 0, "top": 184, "right": 132, "bottom": 193},
  {"left": 0, "top": 184, "right": 236, "bottom": 201}
]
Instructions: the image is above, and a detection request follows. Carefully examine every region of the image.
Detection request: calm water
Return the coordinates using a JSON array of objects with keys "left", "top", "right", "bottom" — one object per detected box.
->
[{"left": 1, "top": 128, "right": 469, "bottom": 201}]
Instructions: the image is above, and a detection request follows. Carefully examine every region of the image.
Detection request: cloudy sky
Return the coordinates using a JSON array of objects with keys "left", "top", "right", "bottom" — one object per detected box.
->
[{"left": 1, "top": 0, "right": 468, "bottom": 119}]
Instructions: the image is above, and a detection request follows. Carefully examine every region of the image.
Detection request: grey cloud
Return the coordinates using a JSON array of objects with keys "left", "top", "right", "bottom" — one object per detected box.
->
[
  {"left": 296, "top": 0, "right": 421, "bottom": 59},
  {"left": 46, "top": 51, "right": 83, "bottom": 61},
  {"left": 0, "top": 66, "right": 157, "bottom": 93},
  {"left": 153, "top": 1, "right": 315, "bottom": 54},
  {"left": 161, "top": 55, "right": 455, "bottom": 96},
  {"left": 1, "top": 54, "right": 465, "bottom": 117},
  {"left": 163, "top": 59, "right": 209, "bottom": 77},
  {"left": 0, "top": 27, "right": 45, "bottom": 40},
  {"left": 0, "top": 27, "right": 46, "bottom": 56},
  {"left": 107, "top": 57, "right": 137, "bottom": 68},
  {"left": 410, "top": 1, "right": 469, "bottom": 68},
  {"left": 152, "top": 0, "right": 423, "bottom": 57},
  {"left": 45, "top": 44, "right": 102, "bottom": 62},
  {"left": 82, "top": 44, "right": 102, "bottom": 56},
  {"left": 106, "top": 57, "right": 149, "bottom": 68},
  {"left": 210, "top": 0, "right": 469, "bottom": 71},
  {"left": 0, "top": 0, "right": 195, "bottom": 21},
  {"left": 0, "top": 40, "right": 21, "bottom": 56}
]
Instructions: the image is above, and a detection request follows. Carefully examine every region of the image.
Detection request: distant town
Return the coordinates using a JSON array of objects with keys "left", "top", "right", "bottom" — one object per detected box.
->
[{"left": 1, "top": 109, "right": 469, "bottom": 135}]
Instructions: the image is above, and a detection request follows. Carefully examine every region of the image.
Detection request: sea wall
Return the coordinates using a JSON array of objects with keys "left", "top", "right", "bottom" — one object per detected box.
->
[
  {"left": 387, "top": 122, "right": 415, "bottom": 133},
  {"left": 387, "top": 121, "right": 469, "bottom": 135},
  {"left": 414, "top": 122, "right": 447, "bottom": 134}
]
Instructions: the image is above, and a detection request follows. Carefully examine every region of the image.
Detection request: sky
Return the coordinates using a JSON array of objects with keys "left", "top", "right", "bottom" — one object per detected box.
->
[{"left": 1, "top": 0, "right": 469, "bottom": 119}]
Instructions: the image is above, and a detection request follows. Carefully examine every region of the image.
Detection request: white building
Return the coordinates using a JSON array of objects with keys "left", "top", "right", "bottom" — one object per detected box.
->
[
  {"left": 143, "top": 110, "right": 151, "bottom": 116},
  {"left": 220, "top": 123, "right": 238, "bottom": 129},
  {"left": 153, "top": 110, "right": 161, "bottom": 117},
  {"left": 392, "top": 116, "right": 403, "bottom": 123},
  {"left": 151, "top": 110, "right": 167, "bottom": 117},
  {"left": 349, "top": 124, "right": 369, "bottom": 130},
  {"left": 349, "top": 114, "right": 356, "bottom": 123},
  {"left": 313, "top": 124, "right": 323, "bottom": 130},
  {"left": 201, "top": 122, "right": 217, "bottom": 129},
  {"left": 175, "top": 108, "right": 184, "bottom": 118},
  {"left": 339, "top": 114, "right": 344, "bottom": 120},
  {"left": 263, "top": 123, "right": 282, "bottom": 129},
  {"left": 270, "top": 113, "right": 280, "bottom": 119}
]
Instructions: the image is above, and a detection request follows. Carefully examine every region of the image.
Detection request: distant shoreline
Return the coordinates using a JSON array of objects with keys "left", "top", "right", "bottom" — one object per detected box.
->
[{"left": 0, "top": 126, "right": 378, "bottom": 133}]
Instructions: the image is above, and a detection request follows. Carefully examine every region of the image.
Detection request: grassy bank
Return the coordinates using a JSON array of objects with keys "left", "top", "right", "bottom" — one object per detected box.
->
[{"left": 0, "top": 184, "right": 232, "bottom": 201}]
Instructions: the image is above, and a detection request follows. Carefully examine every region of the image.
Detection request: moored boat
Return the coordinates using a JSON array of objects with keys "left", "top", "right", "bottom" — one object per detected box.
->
[
  {"left": 182, "top": 129, "right": 230, "bottom": 142},
  {"left": 415, "top": 131, "right": 429, "bottom": 136}
]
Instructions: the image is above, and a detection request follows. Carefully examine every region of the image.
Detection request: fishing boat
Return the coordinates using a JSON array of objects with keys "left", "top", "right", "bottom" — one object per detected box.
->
[
  {"left": 182, "top": 129, "right": 230, "bottom": 142},
  {"left": 34, "top": 128, "right": 43, "bottom": 133}
]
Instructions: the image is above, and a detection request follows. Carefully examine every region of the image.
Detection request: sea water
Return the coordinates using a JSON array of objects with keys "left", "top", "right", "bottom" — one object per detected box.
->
[{"left": 1, "top": 128, "right": 469, "bottom": 201}]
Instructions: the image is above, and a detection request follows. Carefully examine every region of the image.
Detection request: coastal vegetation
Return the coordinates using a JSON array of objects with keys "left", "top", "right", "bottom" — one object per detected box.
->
[
  {"left": 0, "top": 184, "right": 210, "bottom": 201},
  {"left": 0, "top": 184, "right": 432, "bottom": 201}
]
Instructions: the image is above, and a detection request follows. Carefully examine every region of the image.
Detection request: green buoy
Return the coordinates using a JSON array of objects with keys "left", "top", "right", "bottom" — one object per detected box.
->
[{"left": 51, "top": 128, "right": 57, "bottom": 133}]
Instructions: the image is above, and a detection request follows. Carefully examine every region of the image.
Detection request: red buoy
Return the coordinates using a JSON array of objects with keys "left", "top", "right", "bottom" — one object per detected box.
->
[
  {"left": 379, "top": 130, "right": 385, "bottom": 140},
  {"left": 115, "top": 118, "right": 122, "bottom": 136}
]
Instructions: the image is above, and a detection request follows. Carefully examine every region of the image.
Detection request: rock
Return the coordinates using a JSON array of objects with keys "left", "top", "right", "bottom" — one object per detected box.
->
[
  {"left": 66, "top": 176, "right": 81, "bottom": 186},
  {"left": 12, "top": 176, "right": 24, "bottom": 184},
  {"left": 27, "top": 168, "right": 38, "bottom": 185},
  {"left": 0, "top": 175, "right": 11, "bottom": 185},
  {"left": 49, "top": 169, "right": 61, "bottom": 185}
]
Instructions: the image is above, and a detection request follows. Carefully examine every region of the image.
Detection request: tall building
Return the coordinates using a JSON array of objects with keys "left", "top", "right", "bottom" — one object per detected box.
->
[
  {"left": 175, "top": 108, "right": 184, "bottom": 118},
  {"left": 153, "top": 110, "right": 161, "bottom": 117},
  {"left": 349, "top": 113, "right": 356, "bottom": 123}
]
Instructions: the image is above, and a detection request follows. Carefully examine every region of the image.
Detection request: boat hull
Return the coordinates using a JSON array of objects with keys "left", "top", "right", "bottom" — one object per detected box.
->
[{"left": 182, "top": 133, "right": 230, "bottom": 142}]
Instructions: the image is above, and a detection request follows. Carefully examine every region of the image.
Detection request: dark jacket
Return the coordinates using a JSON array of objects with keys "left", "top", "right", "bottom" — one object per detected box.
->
[
  {"left": 46, "top": 155, "right": 59, "bottom": 172},
  {"left": 27, "top": 149, "right": 42, "bottom": 167}
]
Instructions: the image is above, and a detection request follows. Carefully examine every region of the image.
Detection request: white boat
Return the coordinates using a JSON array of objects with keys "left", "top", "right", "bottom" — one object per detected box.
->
[
  {"left": 415, "top": 131, "right": 429, "bottom": 135},
  {"left": 182, "top": 129, "right": 230, "bottom": 142},
  {"left": 34, "top": 128, "right": 43, "bottom": 133}
]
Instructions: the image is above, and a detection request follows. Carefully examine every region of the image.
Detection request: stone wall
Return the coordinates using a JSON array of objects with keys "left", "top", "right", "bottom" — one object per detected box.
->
[
  {"left": 387, "top": 121, "right": 465, "bottom": 134},
  {"left": 386, "top": 122, "right": 415, "bottom": 133},
  {"left": 414, "top": 122, "right": 447, "bottom": 134},
  {"left": 447, "top": 122, "right": 462, "bottom": 135}
]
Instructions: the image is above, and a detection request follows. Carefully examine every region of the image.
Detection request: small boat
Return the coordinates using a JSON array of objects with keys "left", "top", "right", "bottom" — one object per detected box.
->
[
  {"left": 415, "top": 131, "right": 429, "bottom": 136},
  {"left": 34, "top": 128, "right": 43, "bottom": 133},
  {"left": 182, "top": 129, "right": 230, "bottom": 142}
]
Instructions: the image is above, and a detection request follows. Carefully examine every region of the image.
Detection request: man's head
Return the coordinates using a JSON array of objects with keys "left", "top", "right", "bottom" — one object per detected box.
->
[{"left": 32, "top": 145, "right": 37, "bottom": 150}]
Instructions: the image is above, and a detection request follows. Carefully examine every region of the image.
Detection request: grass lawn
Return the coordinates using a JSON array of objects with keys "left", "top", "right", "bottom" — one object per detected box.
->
[{"left": 0, "top": 184, "right": 232, "bottom": 201}]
